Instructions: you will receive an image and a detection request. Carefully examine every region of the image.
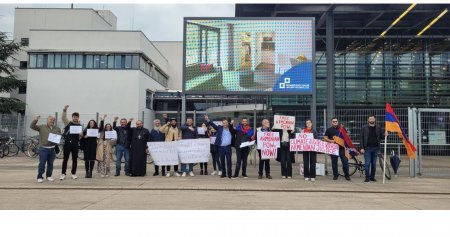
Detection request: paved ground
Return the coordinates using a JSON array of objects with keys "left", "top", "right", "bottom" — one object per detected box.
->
[{"left": 1, "top": 155, "right": 450, "bottom": 210}]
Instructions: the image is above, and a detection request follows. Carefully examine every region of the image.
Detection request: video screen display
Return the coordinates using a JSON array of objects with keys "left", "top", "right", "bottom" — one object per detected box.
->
[{"left": 183, "top": 18, "right": 314, "bottom": 94}]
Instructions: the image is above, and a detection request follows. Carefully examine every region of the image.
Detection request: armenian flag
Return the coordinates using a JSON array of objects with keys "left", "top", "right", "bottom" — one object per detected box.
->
[
  {"left": 333, "top": 125, "right": 358, "bottom": 160},
  {"left": 385, "top": 103, "right": 416, "bottom": 159}
]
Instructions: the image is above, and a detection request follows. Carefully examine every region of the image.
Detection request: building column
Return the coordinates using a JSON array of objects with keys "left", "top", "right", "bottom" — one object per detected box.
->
[{"left": 326, "top": 11, "right": 335, "bottom": 126}]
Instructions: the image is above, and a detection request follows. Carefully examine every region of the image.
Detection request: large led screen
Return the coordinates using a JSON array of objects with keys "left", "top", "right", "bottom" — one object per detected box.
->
[{"left": 183, "top": 18, "right": 315, "bottom": 94}]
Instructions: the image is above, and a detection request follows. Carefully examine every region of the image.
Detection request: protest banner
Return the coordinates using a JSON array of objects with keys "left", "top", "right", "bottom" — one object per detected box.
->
[
  {"left": 147, "top": 142, "right": 179, "bottom": 166},
  {"left": 273, "top": 115, "right": 295, "bottom": 130},
  {"left": 295, "top": 133, "right": 314, "bottom": 139},
  {"left": 257, "top": 132, "right": 280, "bottom": 159},
  {"left": 178, "top": 139, "right": 210, "bottom": 163},
  {"left": 290, "top": 137, "right": 339, "bottom": 155}
]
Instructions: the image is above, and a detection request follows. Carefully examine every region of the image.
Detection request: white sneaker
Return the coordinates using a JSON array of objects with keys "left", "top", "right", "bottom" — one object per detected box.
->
[
  {"left": 47, "top": 177, "right": 54, "bottom": 182},
  {"left": 105, "top": 175, "right": 109, "bottom": 177},
  {"left": 305, "top": 178, "right": 310, "bottom": 181},
  {"left": 281, "top": 176, "right": 286, "bottom": 179},
  {"left": 182, "top": 172, "right": 186, "bottom": 177},
  {"left": 72, "top": 174, "right": 78, "bottom": 180},
  {"left": 174, "top": 172, "right": 181, "bottom": 177},
  {"left": 59, "top": 174, "right": 65, "bottom": 180},
  {"left": 211, "top": 171, "right": 217, "bottom": 176},
  {"left": 37, "top": 178, "right": 44, "bottom": 183},
  {"left": 218, "top": 171, "right": 222, "bottom": 176},
  {"left": 189, "top": 171, "right": 194, "bottom": 177},
  {"left": 166, "top": 172, "right": 171, "bottom": 177},
  {"left": 287, "top": 176, "right": 292, "bottom": 179},
  {"left": 101, "top": 174, "right": 105, "bottom": 178},
  {"left": 311, "top": 178, "right": 316, "bottom": 182}
]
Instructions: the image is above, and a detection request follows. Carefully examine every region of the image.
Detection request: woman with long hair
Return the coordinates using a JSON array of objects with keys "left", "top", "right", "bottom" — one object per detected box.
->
[
  {"left": 302, "top": 119, "right": 319, "bottom": 181},
  {"left": 96, "top": 115, "right": 116, "bottom": 177},
  {"left": 82, "top": 119, "right": 99, "bottom": 178}
]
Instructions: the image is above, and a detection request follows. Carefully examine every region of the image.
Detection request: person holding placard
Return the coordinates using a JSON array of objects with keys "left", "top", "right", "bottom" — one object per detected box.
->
[
  {"left": 273, "top": 127, "right": 295, "bottom": 179},
  {"left": 60, "top": 105, "right": 82, "bottom": 180},
  {"left": 159, "top": 118, "right": 181, "bottom": 177},
  {"left": 206, "top": 124, "right": 221, "bottom": 176},
  {"left": 324, "top": 117, "right": 350, "bottom": 181},
  {"left": 180, "top": 117, "right": 198, "bottom": 177},
  {"left": 128, "top": 119, "right": 150, "bottom": 177},
  {"left": 96, "top": 115, "right": 115, "bottom": 178},
  {"left": 302, "top": 119, "right": 319, "bottom": 182},
  {"left": 232, "top": 117, "right": 254, "bottom": 179},
  {"left": 197, "top": 123, "right": 209, "bottom": 175},
  {"left": 81, "top": 119, "right": 99, "bottom": 178},
  {"left": 205, "top": 115, "right": 235, "bottom": 179},
  {"left": 113, "top": 116, "right": 132, "bottom": 176},
  {"left": 30, "top": 115, "right": 61, "bottom": 183},
  {"left": 255, "top": 119, "right": 273, "bottom": 179},
  {"left": 149, "top": 119, "right": 165, "bottom": 176}
]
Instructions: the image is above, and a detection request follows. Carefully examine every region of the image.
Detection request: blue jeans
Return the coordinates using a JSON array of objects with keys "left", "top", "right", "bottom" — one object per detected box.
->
[
  {"left": 115, "top": 144, "right": 130, "bottom": 174},
  {"left": 331, "top": 153, "right": 349, "bottom": 177},
  {"left": 218, "top": 145, "right": 232, "bottom": 177},
  {"left": 364, "top": 147, "right": 379, "bottom": 179},
  {"left": 37, "top": 147, "right": 56, "bottom": 179},
  {"left": 181, "top": 163, "right": 194, "bottom": 172}
]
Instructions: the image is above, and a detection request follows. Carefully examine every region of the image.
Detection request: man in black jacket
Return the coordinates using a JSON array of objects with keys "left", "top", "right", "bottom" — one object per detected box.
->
[
  {"left": 113, "top": 116, "right": 132, "bottom": 176},
  {"left": 60, "top": 105, "right": 82, "bottom": 181},
  {"left": 149, "top": 119, "right": 165, "bottom": 176},
  {"left": 360, "top": 115, "right": 384, "bottom": 182}
]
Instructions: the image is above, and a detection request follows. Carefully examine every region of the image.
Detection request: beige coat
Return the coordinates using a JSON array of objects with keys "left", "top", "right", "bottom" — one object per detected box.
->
[
  {"left": 159, "top": 124, "right": 181, "bottom": 142},
  {"left": 96, "top": 132, "right": 116, "bottom": 162}
]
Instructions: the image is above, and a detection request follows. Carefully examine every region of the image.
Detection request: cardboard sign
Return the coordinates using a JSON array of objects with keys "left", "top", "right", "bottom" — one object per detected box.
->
[
  {"left": 147, "top": 142, "right": 179, "bottom": 166},
  {"left": 48, "top": 133, "right": 61, "bottom": 144},
  {"left": 105, "top": 131, "right": 117, "bottom": 139},
  {"left": 257, "top": 132, "right": 280, "bottom": 160},
  {"left": 290, "top": 138, "right": 339, "bottom": 155},
  {"left": 295, "top": 133, "right": 314, "bottom": 139},
  {"left": 178, "top": 139, "right": 210, "bottom": 163},
  {"left": 86, "top": 129, "right": 99, "bottom": 137},
  {"left": 69, "top": 125, "right": 82, "bottom": 134},
  {"left": 273, "top": 115, "right": 295, "bottom": 130}
]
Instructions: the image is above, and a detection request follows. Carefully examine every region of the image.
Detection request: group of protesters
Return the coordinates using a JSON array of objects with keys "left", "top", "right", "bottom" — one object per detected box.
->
[{"left": 31, "top": 105, "right": 384, "bottom": 184}]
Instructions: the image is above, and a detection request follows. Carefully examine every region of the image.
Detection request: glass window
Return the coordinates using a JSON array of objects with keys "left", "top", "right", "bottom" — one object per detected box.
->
[
  {"left": 61, "top": 54, "right": 69, "bottom": 68},
  {"left": 54, "top": 54, "right": 61, "bottom": 68},
  {"left": 68, "top": 54, "right": 76, "bottom": 68},
  {"left": 94, "top": 55, "right": 100, "bottom": 68},
  {"left": 47, "top": 54, "right": 54, "bottom": 68},
  {"left": 100, "top": 55, "right": 107, "bottom": 68},
  {"left": 36, "top": 54, "right": 44, "bottom": 68},
  {"left": 114, "top": 55, "right": 122, "bottom": 68},
  {"left": 76, "top": 55, "right": 83, "bottom": 68},
  {"left": 132, "top": 55, "right": 139, "bottom": 69},
  {"left": 18, "top": 81, "right": 26, "bottom": 94},
  {"left": 146, "top": 90, "right": 153, "bottom": 110},
  {"left": 20, "top": 38, "right": 29, "bottom": 46},
  {"left": 107, "top": 55, "right": 114, "bottom": 69},
  {"left": 19, "top": 61, "right": 28, "bottom": 69},
  {"left": 29, "top": 54, "right": 36, "bottom": 68},
  {"left": 125, "top": 55, "right": 132, "bottom": 69},
  {"left": 86, "top": 55, "right": 93, "bottom": 68}
]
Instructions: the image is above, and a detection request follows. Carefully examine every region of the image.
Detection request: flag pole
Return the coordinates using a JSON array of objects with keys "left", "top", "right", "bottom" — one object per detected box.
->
[{"left": 383, "top": 132, "right": 388, "bottom": 184}]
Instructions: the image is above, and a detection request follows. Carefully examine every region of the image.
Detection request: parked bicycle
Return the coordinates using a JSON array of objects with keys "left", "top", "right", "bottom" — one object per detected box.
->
[{"left": 338, "top": 153, "right": 392, "bottom": 180}]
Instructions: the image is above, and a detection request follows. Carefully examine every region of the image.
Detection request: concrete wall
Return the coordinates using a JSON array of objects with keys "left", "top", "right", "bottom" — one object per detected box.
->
[{"left": 152, "top": 41, "right": 183, "bottom": 91}]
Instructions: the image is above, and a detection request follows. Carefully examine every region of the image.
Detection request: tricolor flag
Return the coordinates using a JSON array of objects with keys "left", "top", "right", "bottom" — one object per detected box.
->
[
  {"left": 385, "top": 103, "right": 416, "bottom": 159},
  {"left": 333, "top": 125, "right": 359, "bottom": 160}
]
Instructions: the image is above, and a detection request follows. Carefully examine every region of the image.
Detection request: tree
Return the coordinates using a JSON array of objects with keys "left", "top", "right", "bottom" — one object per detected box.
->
[{"left": 0, "top": 31, "right": 26, "bottom": 113}]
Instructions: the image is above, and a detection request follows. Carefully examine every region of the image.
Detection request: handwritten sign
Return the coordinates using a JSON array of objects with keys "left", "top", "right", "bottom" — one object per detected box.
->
[
  {"left": 290, "top": 137, "right": 339, "bottom": 155},
  {"left": 197, "top": 127, "right": 205, "bottom": 135},
  {"left": 257, "top": 132, "right": 280, "bottom": 160},
  {"left": 240, "top": 140, "right": 255, "bottom": 148},
  {"left": 86, "top": 129, "right": 99, "bottom": 137},
  {"left": 210, "top": 136, "right": 217, "bottom": 144},
  {"left": 69, "top": 125, "right": 82, "bottom": 134},
  {"left": 48, "top": 133, "right": 61, "bottom": 144},
  {"left": 178, "top": 139, "right": 210, "bottom": 163},
  {"left": 105, "top": 131, "right": 117, "bottom": 139},
  {"left": 147, "top": 142, "right": 179, "bottom": 166},
  {"left": 296, "top": 133, "right": 314, "bottom": 139},
  {"left": 273, "top": 115, "right": 295, "bottom": 130}
]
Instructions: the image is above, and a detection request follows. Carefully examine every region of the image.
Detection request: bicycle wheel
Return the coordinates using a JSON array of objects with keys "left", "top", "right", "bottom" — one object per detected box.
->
[
  {"left": 146, "top": 154, "right": 154, "bottom": 164},
  {"left": 26, "top": 143, "right": 38, "bottom": 158},
  {"left": 378, "top": 156, "right": 392, "bottom": 180},
  {"left": 55, "top": 144, "right": 64, "bottom": 159},
  {"left": 339, "top": 156, "right": 358, "bottom": 177},
  {"left": 2, "top": 144, "right": 9, "bottom": 157},
  {"left": 7, "top": 143, "right": 19, "bottom": 157}
]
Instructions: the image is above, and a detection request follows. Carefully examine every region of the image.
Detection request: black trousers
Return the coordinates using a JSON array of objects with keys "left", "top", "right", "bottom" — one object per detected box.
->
[
  {"left": 84, "top": 141, "right": 97, "bottom": 173},
  {"left": 257, "top": 150, "right": 270, "bottom": 176},
  {"left": 200, "top": 162, "right": 208, "bottom": 171},
  {"left": 280, "top": 145, "right": 292, "bottom": 177},
  {"left": 303, "top": 151, "right": 317, "bottom": 178},
  {"left": 154, "top": 165, "right": 159, "bottom": 173},
  {"left": 62, "top": 142, "right": 78, "bottom": 175},
  {"left": 234, "top": 147, "right": 250, "bottom": 176},
  {"left": 162, "top": 165, "right": 178, "bottom": 173}
]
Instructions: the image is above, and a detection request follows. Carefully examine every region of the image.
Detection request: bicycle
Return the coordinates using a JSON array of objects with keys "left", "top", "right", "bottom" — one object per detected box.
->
[
  {"left": 338, "top": 153, "right": 392, "bottom": 180},
  {"left": 1, "top": 137, "right": 20, "bottom": 157}
]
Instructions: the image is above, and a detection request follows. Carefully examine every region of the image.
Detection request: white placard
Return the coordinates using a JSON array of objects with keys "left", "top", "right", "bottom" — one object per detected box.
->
[
  {"left": 290, "top": 138, "right": 339, "bottom": 155},
  {"left": 147, "top": 142, "right": 179, "bottom": 166},
  {"left": 210, "top": 136, "right": 217, "bottom": 144},
  {"left": 197, "top": 127, "right": 205, "bottom": 135},
  {"left": 429, "top": 131, "right": 446, "bottom": 145},
  {"left": 105, "top": 131, "right": 117, "bottom": 139},
  {"left": 257, "top": 132, "right": 280, "bottom": 150},
  {"left": 86, "top": 129, "right": 99, "bottom": 137},
  {"left": 299, "top": 163, "right": 325, "bottom": 176},
  {"left": 239, "top": 140, "right": 255, "bottom": 148},
  {"left": 69, "top": 125, "right": 82, "bottom": 134},
  {"left": 273, "top": 115, "right": 296, "bottom": 130},
  {"left": 48, "top": 133, "right": 61, "bottom": 144},
  {"left": 296, "top": 133, "right": 314, "bottom": 139},
  {"left": 213, "top": 121, "right": 223, "bottom": 126},
  {"left": 178, "top": 139, "right": 210, "bottom": 163}
]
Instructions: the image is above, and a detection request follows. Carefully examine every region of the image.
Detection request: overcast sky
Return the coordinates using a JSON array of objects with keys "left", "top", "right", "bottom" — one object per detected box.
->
[{"left": 0, "top": 4, "right": 235, "bottom": 41}]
